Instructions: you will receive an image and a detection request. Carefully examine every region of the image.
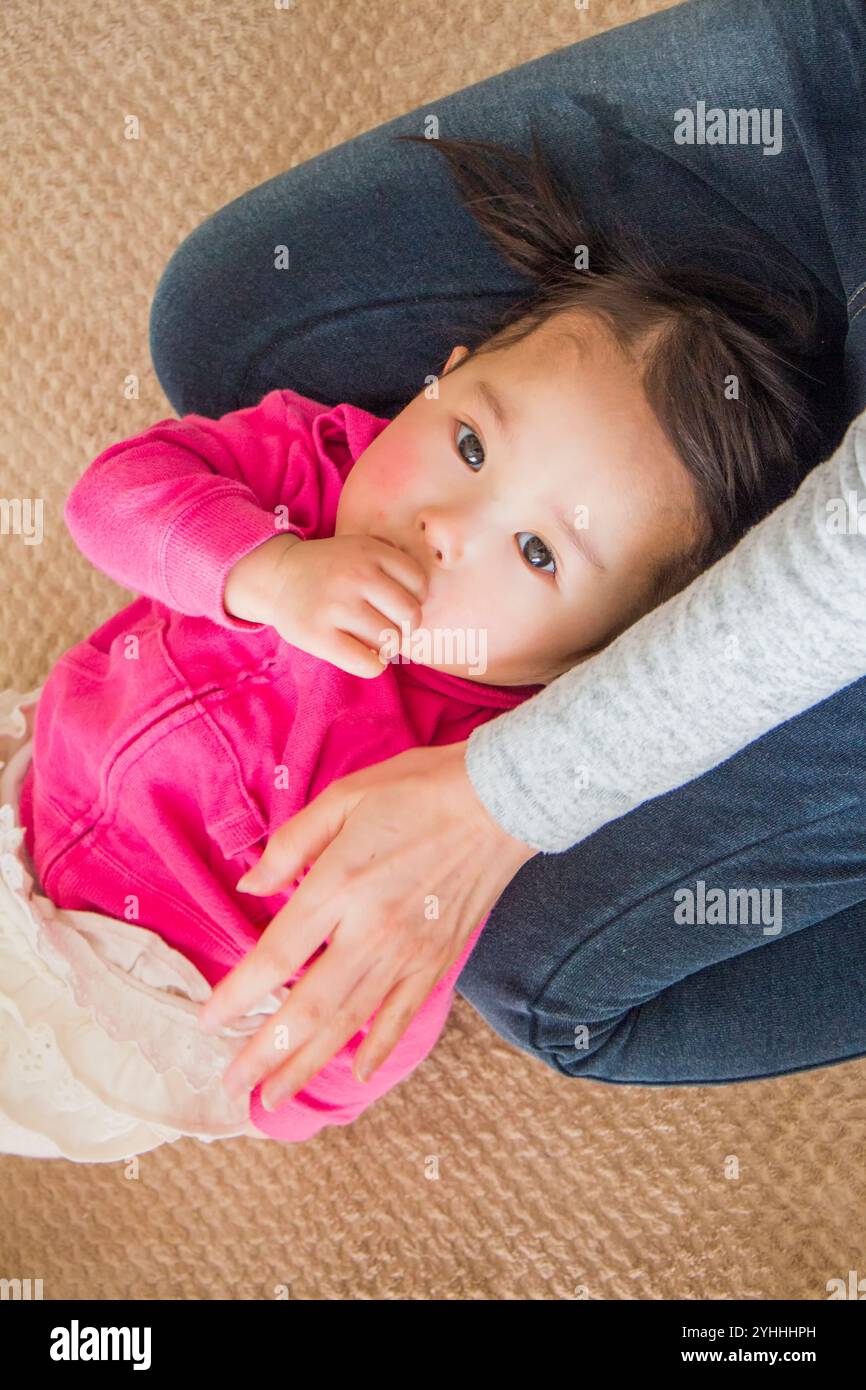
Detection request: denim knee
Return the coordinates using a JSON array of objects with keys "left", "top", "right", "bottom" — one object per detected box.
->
[{"left": 148, "top": 219, "right": 249, "bottom": 419}]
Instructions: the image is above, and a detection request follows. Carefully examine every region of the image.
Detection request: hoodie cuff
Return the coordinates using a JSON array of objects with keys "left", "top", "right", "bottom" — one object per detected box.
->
[{"left": 160, "top": 487, "right": 302, "bottom": 631}]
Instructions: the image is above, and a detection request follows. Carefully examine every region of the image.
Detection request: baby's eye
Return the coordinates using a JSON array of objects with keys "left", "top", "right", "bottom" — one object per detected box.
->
[
  {"left": 455, "top": 421, "right": 484, "bottom": 470},
  {"left": 454, "top": 422, "right": 555, "bottom": 577},
  {"left": 517, "top": 532, "right": 556, "bottom": 575}
]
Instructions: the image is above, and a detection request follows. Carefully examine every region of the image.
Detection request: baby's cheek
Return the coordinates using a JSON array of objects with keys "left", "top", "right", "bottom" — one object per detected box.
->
[
  {"left": 374, "top": 450, "right": 415, "bottom": 503},
  {"left": 352, "top": 451, "right": 409, "bottom": 525},
  {"left": 425, "top": 587, "right": 493, "bottom": 644}
]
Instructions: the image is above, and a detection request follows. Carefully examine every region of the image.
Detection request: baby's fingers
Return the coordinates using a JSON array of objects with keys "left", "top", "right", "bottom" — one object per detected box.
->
[
  {"left": 363, "top": 569, "right": 425, "bottom": 632},
  {"left": 326, "top": 629, "right": 390, "bottom": 678}
]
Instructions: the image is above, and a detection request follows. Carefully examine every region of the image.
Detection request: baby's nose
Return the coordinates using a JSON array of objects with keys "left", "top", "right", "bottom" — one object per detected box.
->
[{"left": 419, "top": 513, "right": 463, "bottom": 566}]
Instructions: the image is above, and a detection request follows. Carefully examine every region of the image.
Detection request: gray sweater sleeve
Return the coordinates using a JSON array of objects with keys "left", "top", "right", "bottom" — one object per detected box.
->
[{"left": 465, "top": 406, "right": 866, "bottom": 853}]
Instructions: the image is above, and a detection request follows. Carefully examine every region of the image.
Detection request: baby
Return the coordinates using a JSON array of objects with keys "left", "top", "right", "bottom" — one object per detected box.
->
[{"left": 0, "top": 130, "right": 821, "bottom": 1160}]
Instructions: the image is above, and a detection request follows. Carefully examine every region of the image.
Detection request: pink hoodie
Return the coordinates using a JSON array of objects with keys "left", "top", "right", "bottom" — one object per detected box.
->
[{"left": 19, "top": 387, "right": 543, "bottom": 1141}]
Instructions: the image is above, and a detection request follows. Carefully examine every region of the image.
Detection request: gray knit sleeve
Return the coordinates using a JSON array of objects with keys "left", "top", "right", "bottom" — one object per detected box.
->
[{"left": 465, "top": 407, "right": 866, "bottom": 853}]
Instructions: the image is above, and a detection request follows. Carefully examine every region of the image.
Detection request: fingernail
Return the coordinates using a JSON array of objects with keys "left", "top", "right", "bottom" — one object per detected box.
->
[
  {"left": 199, "top": 1009, "right": 219, "bottom": 1034},
  {"left": 261, "top": 1089, "right": 278, "bottom": 1111}
]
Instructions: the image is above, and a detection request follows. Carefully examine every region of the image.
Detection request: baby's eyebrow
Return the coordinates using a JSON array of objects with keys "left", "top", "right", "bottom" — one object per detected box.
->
[
  {"left": 471, "top": 379, "right": 515, "bottom": 444},
  {"left": 552, "top": 505, "right": 607, "bottom": 572}
]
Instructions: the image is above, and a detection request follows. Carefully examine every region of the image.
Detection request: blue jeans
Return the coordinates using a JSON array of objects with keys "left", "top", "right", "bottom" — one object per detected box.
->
[{"left": 148, "top": 0, "right": 866, "bottom": 1084}]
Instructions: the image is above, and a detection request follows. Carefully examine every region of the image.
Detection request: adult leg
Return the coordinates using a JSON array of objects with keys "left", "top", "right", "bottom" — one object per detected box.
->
[
  {"left": 458, "top": 677, "right": 866, "bottom": 1084},
  {"left": 148, "top": 0, "right": 866, "bottom": 1083},
  {"left": 149, "top": 0, "right": 857, "bottom": 437}
]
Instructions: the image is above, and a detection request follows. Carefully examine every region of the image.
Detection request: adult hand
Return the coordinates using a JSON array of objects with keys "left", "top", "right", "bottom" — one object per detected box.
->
[{"left": 198, "top": 738, "right": 539, "bottom": 1111}]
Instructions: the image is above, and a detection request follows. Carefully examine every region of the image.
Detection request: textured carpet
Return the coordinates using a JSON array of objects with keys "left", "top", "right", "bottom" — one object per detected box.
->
[{"left": 2, "top": 0, "right": 864, "bottom": 1301}]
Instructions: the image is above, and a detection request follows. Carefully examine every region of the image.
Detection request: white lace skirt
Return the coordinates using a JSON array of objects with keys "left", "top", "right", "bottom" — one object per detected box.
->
[{"left": 0, "top": 686, "right": 287, "bottom": 1162}]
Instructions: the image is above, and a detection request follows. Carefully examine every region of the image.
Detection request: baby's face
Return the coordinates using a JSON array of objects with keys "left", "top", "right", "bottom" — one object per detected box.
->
[{"left": 336, "top": 313, "right": 702, "bottom": 686}]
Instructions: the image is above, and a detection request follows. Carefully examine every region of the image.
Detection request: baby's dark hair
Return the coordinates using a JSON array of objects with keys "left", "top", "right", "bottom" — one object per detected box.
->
[{"left": 393, "top": 125, "right": 823, "bottom": 612}]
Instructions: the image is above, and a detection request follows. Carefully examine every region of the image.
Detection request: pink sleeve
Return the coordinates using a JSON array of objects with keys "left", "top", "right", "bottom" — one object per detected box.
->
[
  {"left": 248, "top": 915, "right": 488, "bottom": 1142},
  {"left": 63, "top": 388, "right": 345, "bottom": 632}
]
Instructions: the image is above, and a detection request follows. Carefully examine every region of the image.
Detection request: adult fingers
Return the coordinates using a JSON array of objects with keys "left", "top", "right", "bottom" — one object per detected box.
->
[
  {"left": 199, "top": 788, "right": 354, "bottom": 1031},
  {"left": 227, "top": 946, "right": 395, "bottom": 1106}
]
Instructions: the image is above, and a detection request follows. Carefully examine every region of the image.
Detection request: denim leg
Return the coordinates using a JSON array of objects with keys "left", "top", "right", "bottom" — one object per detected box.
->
[
  {"left": 456, "top": 676, "right": 866, "bottom": 1084},
  {"left": 149, "top": 0, "right": 859, "bottom": 442}
]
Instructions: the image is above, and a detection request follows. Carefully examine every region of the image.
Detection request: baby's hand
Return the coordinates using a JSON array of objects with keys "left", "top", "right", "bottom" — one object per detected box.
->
[{"left": 223, "top": 533, "right": 428, "bottom": 678}]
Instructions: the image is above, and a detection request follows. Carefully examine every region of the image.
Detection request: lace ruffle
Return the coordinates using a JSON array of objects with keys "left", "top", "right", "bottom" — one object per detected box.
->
[{"left": 0, "top": 686, "right": 284, "bottom": 1157}]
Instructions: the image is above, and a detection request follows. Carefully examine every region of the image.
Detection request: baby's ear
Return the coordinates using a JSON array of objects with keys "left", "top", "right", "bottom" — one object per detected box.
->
[{"left": 442, "top": 345, "right": 470, "bottom": 375}]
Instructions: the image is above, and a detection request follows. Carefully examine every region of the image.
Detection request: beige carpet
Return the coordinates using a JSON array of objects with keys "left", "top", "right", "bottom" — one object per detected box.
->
[{"left": 2, "top": 0, "right": 864, "bottom": 1301}]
